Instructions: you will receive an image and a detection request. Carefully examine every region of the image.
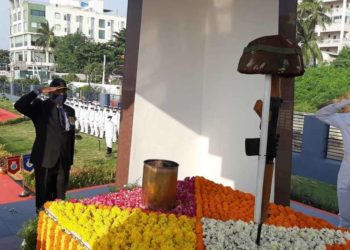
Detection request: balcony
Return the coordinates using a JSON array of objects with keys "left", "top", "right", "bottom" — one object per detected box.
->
[{"left": 318, "top": 38, "right": 342, "bottom": 48}]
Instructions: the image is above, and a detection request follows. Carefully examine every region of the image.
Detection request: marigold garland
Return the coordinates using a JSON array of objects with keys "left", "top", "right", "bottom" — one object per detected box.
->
[
  {"left": 194, "top": 176, "right": 350, "bottom": 249},
  {"left": 37, "top": 176, "right": 350, "bottom": 249},
  {"left": 37, "top": 212, "right": 81, "bottom": 250},
  {"left": 44, "top": 201, "right": 196, "bottom": 250}
]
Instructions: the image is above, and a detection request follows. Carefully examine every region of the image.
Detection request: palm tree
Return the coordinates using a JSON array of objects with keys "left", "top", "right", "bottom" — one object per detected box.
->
[
  {"left": 297, "top": 0, "right": 331, "bottom": 66},
  {"left": 35, "top": 21, "right": 56, "bottom": 66},
  {"left": 112, "top": 28, "right": 126, "bottom": 74}
]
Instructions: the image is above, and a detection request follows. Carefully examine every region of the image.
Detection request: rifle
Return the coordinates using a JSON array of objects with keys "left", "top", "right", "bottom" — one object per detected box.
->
[{"left": 245, "top": 76, "right": 282, "bottom": 245}]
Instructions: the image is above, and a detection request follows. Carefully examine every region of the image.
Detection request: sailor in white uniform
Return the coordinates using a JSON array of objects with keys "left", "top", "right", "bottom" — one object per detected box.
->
[
  {"left": 93, "top": 106, "right": 100, "bottom": 137},
  {"left": 112, "top": 108, "right": 120, "bottom": 143},
  {"left": 105, "top": 114, "right": 115, "bottom": 155},
  {"left": 315, "top": 99, "right": 350, "bottom": 228},
  {"left": 89, "top": 105, "right": 96, "bottom": 136},
  {"left": 98, "top": 106, "right": 105, "bottom": 138},
  {"left": 74, "top": 103, "right": 80, "bottom": 130}
]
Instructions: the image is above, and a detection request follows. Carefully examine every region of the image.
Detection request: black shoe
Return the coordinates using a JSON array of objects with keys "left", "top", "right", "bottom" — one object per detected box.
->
[{"left": 106, "top": 147, "right": 112, "bottom": 154}]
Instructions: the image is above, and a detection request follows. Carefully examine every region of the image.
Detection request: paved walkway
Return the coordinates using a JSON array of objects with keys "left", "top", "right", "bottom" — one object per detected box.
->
[
  {"left": 0, "top": 185, "right": 111, "bottom": 250},
  {"left": 0, "top": 185, "right": 341, "bottom": 250}
]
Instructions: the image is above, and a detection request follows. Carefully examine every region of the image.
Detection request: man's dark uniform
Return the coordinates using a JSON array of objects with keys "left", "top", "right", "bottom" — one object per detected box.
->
[{"left": 14, "top": 85, "right": 75, "bottom": 211}]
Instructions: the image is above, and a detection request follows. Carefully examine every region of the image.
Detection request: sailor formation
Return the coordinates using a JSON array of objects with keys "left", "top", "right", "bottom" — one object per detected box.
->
[{"left": 65, "top": 98, "right": 120, "bottom": 144}]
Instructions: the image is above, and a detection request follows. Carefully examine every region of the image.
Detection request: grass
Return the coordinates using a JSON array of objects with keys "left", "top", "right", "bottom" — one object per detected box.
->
[
  {"left": 290, "top": 175, "right": 338, "bottom": 214},
  {"left": 0, "top": 98, "right": 117, "bottom": 189},
  {"left": 0, "top": 119, "right": 117, "bottom": 168},
  {"left": 0, "top": 120, "right": 35, "bottom": 154}
]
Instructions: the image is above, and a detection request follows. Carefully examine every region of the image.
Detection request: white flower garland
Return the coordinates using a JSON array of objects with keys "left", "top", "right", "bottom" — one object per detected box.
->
[{"left": 202, "top": 218, "right": 350, "bottom": 250}]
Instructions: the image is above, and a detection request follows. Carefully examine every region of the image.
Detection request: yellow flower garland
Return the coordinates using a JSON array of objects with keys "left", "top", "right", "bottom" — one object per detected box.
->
[{"left": 41, "top": 201, "right": 196, "bottom": 250}]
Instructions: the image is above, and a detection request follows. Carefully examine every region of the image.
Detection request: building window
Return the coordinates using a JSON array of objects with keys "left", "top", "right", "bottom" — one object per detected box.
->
[
  {"left": 107, "top": 21, "right": 111, "bottom": 27},
  {"left": 333, "top": 35, "right": 337, "bottom": 39},
  {"left": 99, "top": 19, "right": 105, "bottom": 28},
  {"left": 18, "top": 11, "right": 21, "bottom": 20},
  {"left": 64, "top": 14, "right": 71, "bottom": 21},
  {"left": 121, "top": 21, "right": 125, "bottom": 28},
  {"left": 18, "top": 54, "right": 23, "bottom": 61},
  {"left": 31, "top": 9, "right": 45, "bottom": 17},
  {"left": 24, "top": 35, "right": 27, "bottom": 46},
  {"left": 23, "top": 10, "right": 27, "bottom": 19},
  {"left": 55, "top": 12, "right": 61, "bottom": 19},
  {"left": 31, "top": 35, "right": 39, "bottom": 46},
  {"left": 18, "top": 23, "right": 21, "bottom": 32},
  {"left": 14, "top": 25, "right": 17, "bottom": 33},
  {"left": 31, "top": 22, "right": 37, "bottom": 28},
  {"left": 328, "top": 34, "right": 331, "bottom": 38},
  {"left": 334, "top": 16, "right": 341, "bottom": 23},
  {"left": 111, "top": 20, "right": 114, "bottom": 31},
  {"left": 24, "top": 21, "right": 28, "bottom": 32},
  {"left": 15, "top": 36, "right": 23, "bottom": 47},
  {"left": 49, "top": 53, "right": 55, "bottom": 63},
  {"left": 99, "top": 30, "right": 105, "bottom": 39},
  {"left": 14, "top": 13, "right": 17, "bottom": 22},
  {"left": 55, "top": 24, "right": 61, "bottom": 31}
]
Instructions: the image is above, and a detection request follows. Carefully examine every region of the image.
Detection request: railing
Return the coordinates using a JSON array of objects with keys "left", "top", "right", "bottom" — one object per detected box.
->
[
  {"left": 292, "top": 112, "right": 304, "bottom": 153},
  {"left": 318, "top": 38, "right": 340, "bottom": 44},
  {"left": 292, "top": 112, "right": 344, "bottom": 161},
  {"left": 327, "top": 126, "right": 344, "bottom": 161}
]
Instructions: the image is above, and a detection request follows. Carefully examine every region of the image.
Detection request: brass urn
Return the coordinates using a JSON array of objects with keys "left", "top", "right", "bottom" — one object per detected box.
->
[{"left": 141, "top": 159, "right": 179, "bottom": 210}]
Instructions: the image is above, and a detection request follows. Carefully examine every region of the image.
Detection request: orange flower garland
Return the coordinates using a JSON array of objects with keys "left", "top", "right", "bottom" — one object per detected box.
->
[
  {"left": 36, "top": 212, "right": 82, "bottom": 250},
  {"left": 194, "top": 177, "right": 204, "bottom": 250},
  {"left": 194, "top": 176, "right": 350, "bottom": 249},
  {"left": 36, "top": 176, "right": 350, "bottom": 249}
]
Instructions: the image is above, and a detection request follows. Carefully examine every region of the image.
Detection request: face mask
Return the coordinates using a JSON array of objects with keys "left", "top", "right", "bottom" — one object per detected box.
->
[{"left": 50, "top": 94, "right": 67, "bottom": 105}]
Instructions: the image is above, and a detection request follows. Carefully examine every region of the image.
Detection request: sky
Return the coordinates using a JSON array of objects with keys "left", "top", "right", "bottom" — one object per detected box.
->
[{"left": 0, "top": 0, "right": 128, "bottom": 49}]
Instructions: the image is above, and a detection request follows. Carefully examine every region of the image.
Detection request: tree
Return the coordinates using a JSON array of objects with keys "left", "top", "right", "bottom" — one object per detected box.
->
[
  {"left": 295, "top": 66, "right": 350, "bottom": 112},
  {"left": 53, "top": 30, "right": 126, "bottom": 75},
  {"left": 0, "top": 49, "right": 10, "bottom": 64},
  {"left": 36, "top": 21, "right": 56, "bottom": 53},
  {"left": 84, "top": 62, "right": 103, "bottom": 83},
  {"left": 297, "top": 20, "right": 323, "bottom": 66},
  {"left": 297, "top": 0, "right": 331, "bottom": 66},
  {"left": 113, "top": 28, "right": 126, "bottom": 65},
  {"left": 332, "top": 46, "right": 350, "bottom": 68},
  {"left": 62, "top": 73, "right": 79, "bottom": 83},
  {"left": 54, "top": 33, "right": 90, "bottom": 73}
]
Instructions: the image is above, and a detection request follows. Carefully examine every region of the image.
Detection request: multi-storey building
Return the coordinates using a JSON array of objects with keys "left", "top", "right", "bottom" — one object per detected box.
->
[
  {"left": 9, "top": 0, "right": 126, "bottom": 77},
  {"left": 316, "top": 0, "right": 350, "bottom": 61}
]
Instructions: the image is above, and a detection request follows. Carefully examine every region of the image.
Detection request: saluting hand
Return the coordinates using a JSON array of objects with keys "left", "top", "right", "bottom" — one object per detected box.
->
[{"left": 39, "top": 87, "right": 67, "bottom": 94}]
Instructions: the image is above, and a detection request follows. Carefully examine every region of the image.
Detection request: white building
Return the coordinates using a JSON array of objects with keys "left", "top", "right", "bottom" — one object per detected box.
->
[
  {"left": 9, "top": 0, "right": 126, "bottom": 77},
  {"left": 316, "top": 0, "right": 350, "bottom": 61}
]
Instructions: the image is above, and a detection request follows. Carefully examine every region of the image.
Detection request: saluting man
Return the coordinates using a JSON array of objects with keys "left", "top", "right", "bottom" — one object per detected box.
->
[{"left": 14, "top": 78, "right": 75, "bottom": 212}]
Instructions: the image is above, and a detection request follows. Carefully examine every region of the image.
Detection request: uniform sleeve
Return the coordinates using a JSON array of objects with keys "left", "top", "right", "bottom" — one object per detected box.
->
[
  {"left": 315, "top": 99, "right": 350, "bottom": 128},
  {"left": 14, "top": 91, "right": 41, "bottom": 119}
]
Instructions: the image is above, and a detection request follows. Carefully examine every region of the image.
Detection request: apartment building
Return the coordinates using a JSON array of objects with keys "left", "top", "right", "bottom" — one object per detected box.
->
[
  {"left": 316, "top": 0, "right": 350, "bottom": 61},
  {"left": 9, "top": 0, "right": 126, "bottom": 76}
]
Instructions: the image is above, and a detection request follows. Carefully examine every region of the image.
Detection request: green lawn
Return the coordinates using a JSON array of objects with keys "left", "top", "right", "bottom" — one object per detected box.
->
[
  {"left": 0, "top": 120, "right": 116, "bottom": 168},
  {"left": 290, "top": 175, "right": 338, "bottom": 214},
  {"left": 0, "top": 98, "right": 117, "bottom": 189}
]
